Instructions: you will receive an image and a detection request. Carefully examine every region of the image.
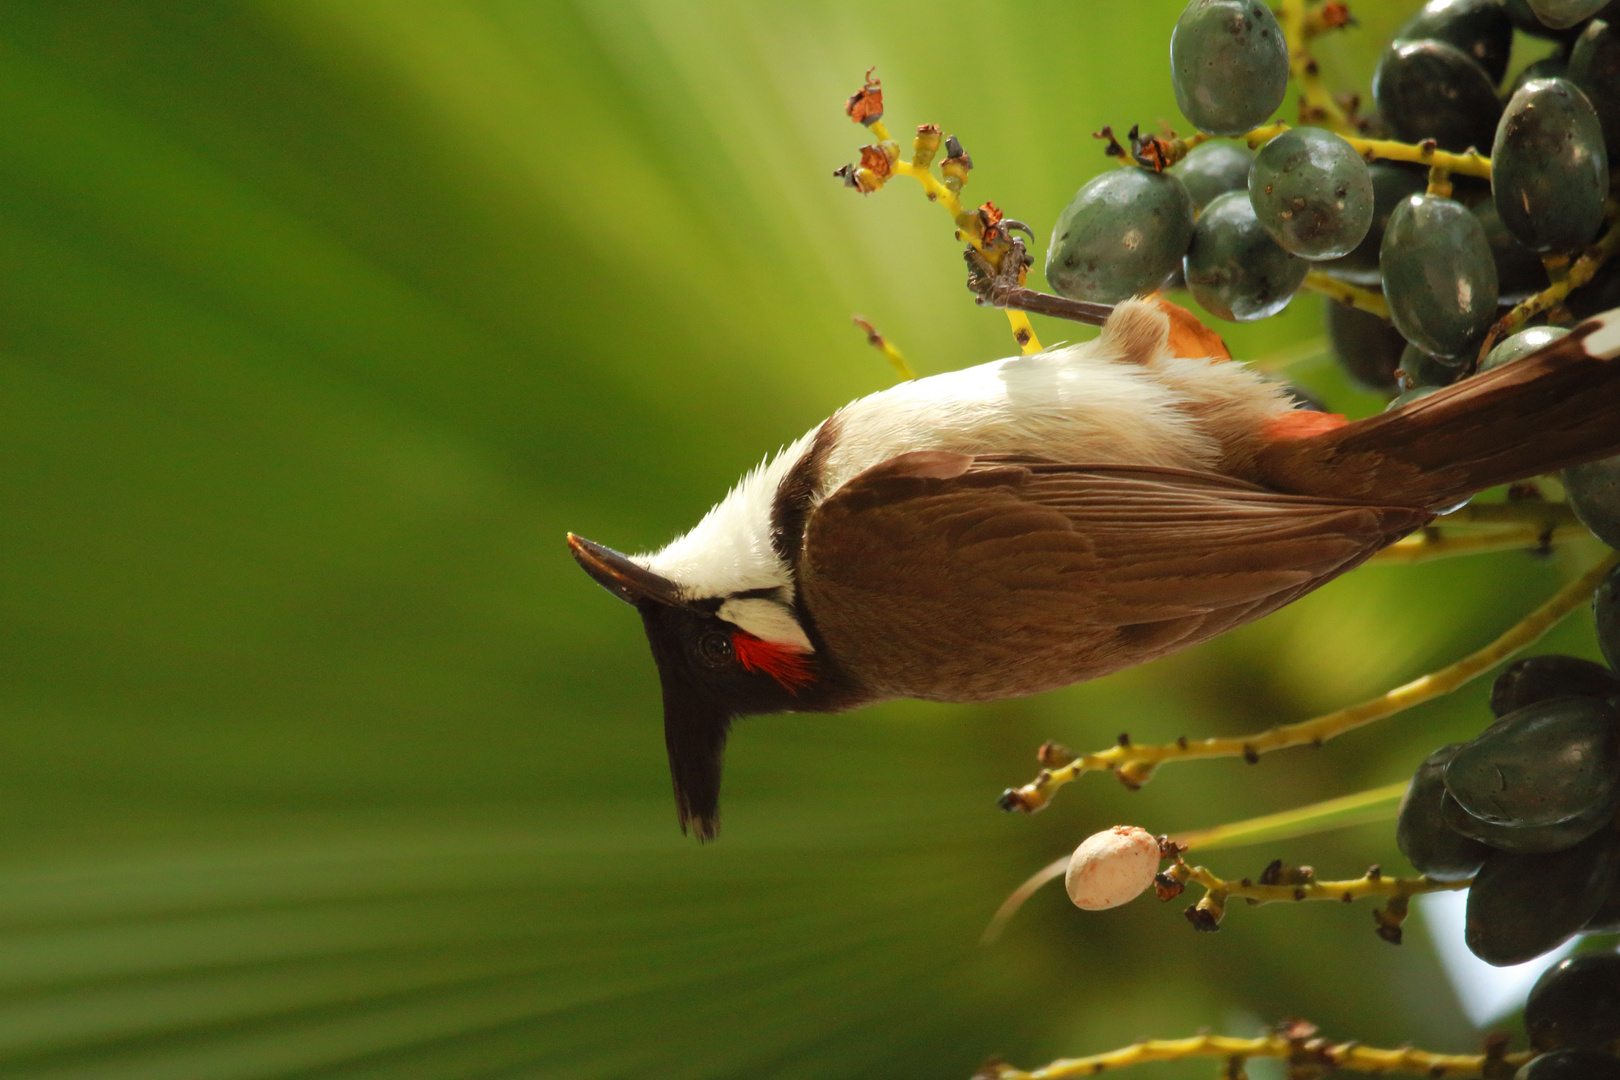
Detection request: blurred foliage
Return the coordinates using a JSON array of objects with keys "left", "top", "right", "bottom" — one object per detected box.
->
[{"left": 0, "top": 1, "right": 1611, "bottom": 1077}]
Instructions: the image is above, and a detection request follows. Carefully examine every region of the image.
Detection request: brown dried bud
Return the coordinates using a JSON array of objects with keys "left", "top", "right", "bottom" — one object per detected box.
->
[
  {"left": 1153, "top": 871, "right": 1186, "bottom": 902},
  {"left": 1318, "top": 1, "right": 1353, "bottom": 28},
  {"left": 858, "top": 144, "right": 892, "bottom": 182},
  {"left": 1276, "top": 1019, "right": 1319, "bottom": 1043},
  {"left": 1092, "top": 126, "right": 1127, "bottom": 161},
  {"left": 939, "top": 136, "right": 971, "bottom": 188},
  {"left": 1127, "top": 124, "right": 1172, "bottom": 172},
  {"left": 851, "top": 316, "right": 884, "bottom": 349},
  {"left": 977, "top": 201, "right": 1006, "bottom": 243},
  {"left": 971, "top": 1057, "right": 1007, "bottom": 1080},
  {"left": 1372, "top": 897, "right": 1408, "bottom": 945},
  {"left": 1482, "top": 1034, "right": 1515, "bottom": 1080},
  {"left": 997, "top": 787, "right": 1044, "bottom": 813}
]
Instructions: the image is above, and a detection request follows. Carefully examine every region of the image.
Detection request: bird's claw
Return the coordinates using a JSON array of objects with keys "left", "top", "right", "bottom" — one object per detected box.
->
[
  {"left": 965, "top": 235, "right": 1113, "bottom": 327},
  {"left": 1000, "top": 219, "right": 1035, "bottom": 242},
  {"left": 965, "top": 236, "right": 1033, "bottom": 308}
]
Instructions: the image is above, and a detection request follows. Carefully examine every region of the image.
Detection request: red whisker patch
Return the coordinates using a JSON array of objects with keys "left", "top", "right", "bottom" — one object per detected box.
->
[{"left": 732, "top": 631, "right": 815, "bottom": 692}]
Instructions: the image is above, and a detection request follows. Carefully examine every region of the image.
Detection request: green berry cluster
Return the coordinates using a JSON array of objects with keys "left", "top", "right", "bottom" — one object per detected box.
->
[
  {"left": 1049, "top": 0, "right": 1620, "bottom": 404},
  {"left": 1333, "top": 0, "right": 1620, "bottom": 389},
  {"left": 1396, "top": 563, "right": 1620, "bottom": 966}
]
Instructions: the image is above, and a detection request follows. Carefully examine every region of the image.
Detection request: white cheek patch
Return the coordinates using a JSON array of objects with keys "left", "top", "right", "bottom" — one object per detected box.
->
[{"left": 716, "top": 598, "right": 814, "bottom": 653}]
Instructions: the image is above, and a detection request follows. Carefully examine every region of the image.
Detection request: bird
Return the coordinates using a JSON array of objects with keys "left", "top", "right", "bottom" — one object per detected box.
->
[{"left": 569, "top": 296, "right": 1620, "bottom": 840}]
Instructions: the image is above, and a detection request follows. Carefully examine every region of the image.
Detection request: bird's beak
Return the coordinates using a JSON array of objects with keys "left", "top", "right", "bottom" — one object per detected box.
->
[{"left": 567, "top": 533, "right": 688, "bottom": 609}]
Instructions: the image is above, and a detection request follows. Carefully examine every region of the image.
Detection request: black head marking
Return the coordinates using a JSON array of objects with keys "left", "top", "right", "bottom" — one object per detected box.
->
[
  {"left": 571, "top": 513, "right": 864, "bottom": 839},
  {"left": 638, "top": 603, "right": 830, "bottom": 841}
]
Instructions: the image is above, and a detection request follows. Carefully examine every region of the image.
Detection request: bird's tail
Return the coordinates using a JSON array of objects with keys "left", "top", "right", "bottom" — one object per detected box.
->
[{"left": 1259, "top": 311, "right": 1620, "bottom": 510}]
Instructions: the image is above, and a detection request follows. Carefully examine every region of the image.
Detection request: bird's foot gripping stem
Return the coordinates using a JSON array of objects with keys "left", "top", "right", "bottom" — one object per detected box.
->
[{"left": 964, "top": 236, "right": 1115, "bottom": 328}]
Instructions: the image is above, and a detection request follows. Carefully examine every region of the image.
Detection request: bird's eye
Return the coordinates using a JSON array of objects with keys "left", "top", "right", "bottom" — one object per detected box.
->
[{"left": 696, "top": 630, "right": 734, "bottom": 668}]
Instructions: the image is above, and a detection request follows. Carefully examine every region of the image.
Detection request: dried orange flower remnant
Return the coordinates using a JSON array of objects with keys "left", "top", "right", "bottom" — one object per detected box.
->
[
  {"left": 1316, "top": 1, "right": 1354, "bottom": 29},
  {"left": 977, "top": 201, "right": 1006, "bottom": 243},
  {"left": 845, "top": 67, "right": 883, "bottom": 126},
  {"left": 858, "top": 144, "right": 892, "bottom": 181}
]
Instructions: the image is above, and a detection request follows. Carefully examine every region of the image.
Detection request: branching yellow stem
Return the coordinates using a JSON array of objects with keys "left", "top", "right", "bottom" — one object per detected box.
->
[
  {"left": 981, "top": 782, "right": 1407, "bottom": 944},
  {"left": 864, "top": 122, "right": 1044, "bottom": 354},
  {"left": 1170, "top": 856, "right": 1457, "bottom": 941},
  {"left": 1180, "top": 122, "right": 1491, "bottom": 176},
  {"left": 1335, "top": 132, "right": 1491, "bottom": 178},
  {"left": 1176, "top": 122, "right": 1487, "bottom": 176},
  {"left": 1303, "top": 271, "right": 1390, "bottom": 318},
  {"left": 984, "top": 1033, "right": 1528, "bottom": 1080},
  {"left": 1278, "top": 0, "right": 1352, "bottom": 131},
  {"left": 1174, "top": 860, "right": 1464, "bottom": 913},
  {"left": 1001, "top": 551, "right": 1618, "bottom": 812},
  {"left": 848, "top": 76, "right": 1503, "bottom": 359},
  {"left": 852, "top": 82, "right": 1499, "bottom": 360},
  {"left": 1479, "top": 205, "right": 1620, "bottom": 362}
]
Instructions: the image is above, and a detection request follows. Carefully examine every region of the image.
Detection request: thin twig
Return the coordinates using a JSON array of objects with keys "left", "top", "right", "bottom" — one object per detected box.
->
[
  {"left": 983, "top": 1031, "right": 1527, "bottom": 1080},
  {"left": 851, "top": 316, "right": 917, "bottom": 380},
  {"left": 1162, "top": 123, "right": 1489, "bottom": 176},
  {"left": 1304, "top": 271, "right": 1391, "bottom": 318},
  {"left": 1477, "top": 205, "right": 1620, "bottom": 363},
  {"left": 854, "top": 113, "right": 1045, "bottom": 355},
  {"left": 1278, "top": 0, "right": 1353, "bottom": 130},
  {"left": 1170, "top": 858, "right": 1465, "bottom": 939}
]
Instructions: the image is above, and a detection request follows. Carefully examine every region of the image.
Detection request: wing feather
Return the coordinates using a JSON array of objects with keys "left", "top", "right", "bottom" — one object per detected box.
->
[{"left": 798, "top": 453, "right": 1428, "bottom": 702}]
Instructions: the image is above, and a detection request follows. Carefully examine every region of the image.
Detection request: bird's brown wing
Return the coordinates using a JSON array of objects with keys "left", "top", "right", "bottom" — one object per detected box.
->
[{"left": 798, "top": 451, "right": 1430, "bottom": 703}]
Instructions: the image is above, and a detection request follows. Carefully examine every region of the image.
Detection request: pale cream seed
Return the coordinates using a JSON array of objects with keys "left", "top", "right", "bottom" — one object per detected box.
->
[{"left": 1064, "top": 825, "right": 1161, "bottom": 911}]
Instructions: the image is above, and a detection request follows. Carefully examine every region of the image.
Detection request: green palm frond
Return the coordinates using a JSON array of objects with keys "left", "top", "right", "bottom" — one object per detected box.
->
[{"left": 0, "top": 1, "right": 1571, "bottom": 1075}]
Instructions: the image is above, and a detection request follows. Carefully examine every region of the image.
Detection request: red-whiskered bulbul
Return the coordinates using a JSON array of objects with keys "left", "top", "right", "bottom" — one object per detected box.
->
[{"left": 569, "top": 297, "right": 1620, "bottom": 840}]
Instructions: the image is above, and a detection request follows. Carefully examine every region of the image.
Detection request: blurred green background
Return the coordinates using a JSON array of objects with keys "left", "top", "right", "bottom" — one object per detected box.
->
[{"left": 0, "top": 1, "right": 1610, "bottom": 1076}]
